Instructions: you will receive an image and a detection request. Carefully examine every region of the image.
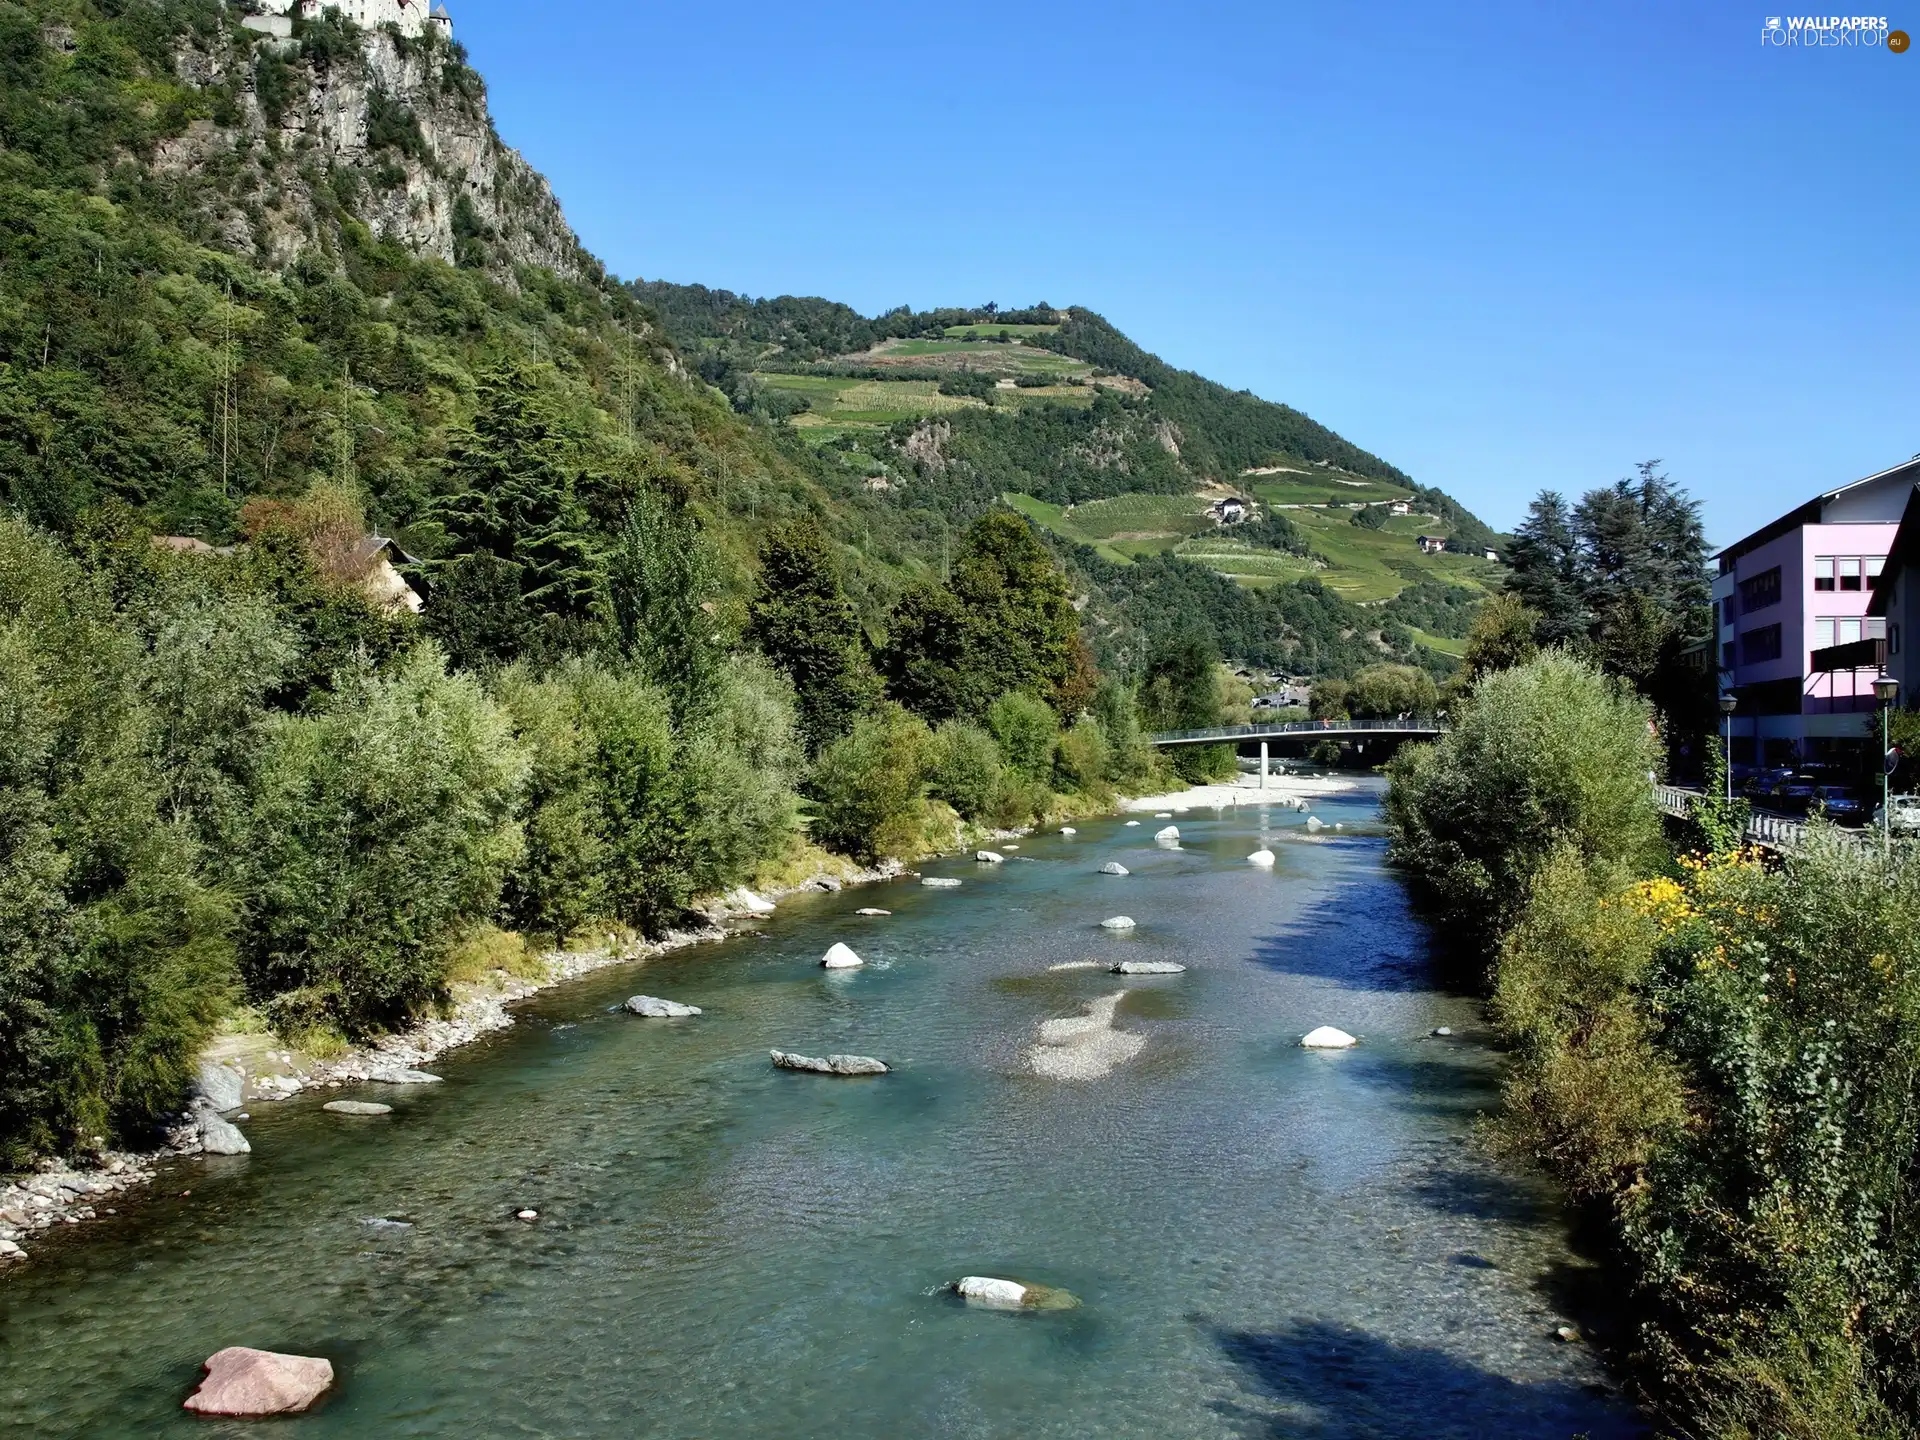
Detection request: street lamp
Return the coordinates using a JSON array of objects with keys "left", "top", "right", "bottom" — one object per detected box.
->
[
  {"left": 1718, "top": 693, "right": 1737, "bottom": 806},
  {"left": 1877, "top": 674, "right": 1900, "bottom": 853}
]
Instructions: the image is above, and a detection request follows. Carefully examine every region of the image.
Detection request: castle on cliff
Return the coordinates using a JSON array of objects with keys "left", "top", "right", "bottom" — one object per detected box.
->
[{"left": 242, "top": 0, "right": 452, "bottom": 42}]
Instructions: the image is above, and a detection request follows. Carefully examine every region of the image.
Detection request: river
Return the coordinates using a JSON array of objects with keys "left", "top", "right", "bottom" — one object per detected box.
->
[{"left": 0, "top": 787, "right": 1645, "bottom": 1438}]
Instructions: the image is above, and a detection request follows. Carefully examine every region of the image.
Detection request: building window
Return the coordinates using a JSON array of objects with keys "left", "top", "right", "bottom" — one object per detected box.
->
[
  {"left": 1869, "top": 556, "right": 1886, "bottom": 590},
  {"left": 1815, "top": 618, "right": 1834, "bottom": 649},
  {"left": 1840, "top": 558, "right": 1862, "bottom": 592},
  {"left": 1722, "top": 641, "right": 1736, "bottom": 669},
  {"left": 1742, "top": 624, "right": 1783, "bottom": 664},
  {"left": 1739, "top": 566, "right": 1782, "bottom": 611},
  {"left": 1814, "top": 616, "right": 1888, "bottom": 649},
  {"left": 1814, "top": 557, "right": 1835, "bottom": 591},
  {"left": 1869, "top": 616, "right": 1887, "bottom": 641}
]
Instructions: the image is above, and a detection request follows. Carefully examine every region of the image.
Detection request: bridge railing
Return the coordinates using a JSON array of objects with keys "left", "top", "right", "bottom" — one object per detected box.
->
[
  {"left": 1147, "top": 718, "right": 1445, "bottom": 746},
  {"left": 1655, "top": 783, "right": 1863, "bottom": 853}
]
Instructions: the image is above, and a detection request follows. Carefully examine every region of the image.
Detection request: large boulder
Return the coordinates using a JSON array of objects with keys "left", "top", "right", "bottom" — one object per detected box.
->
[
  {"left": 194, "top": 1061, "right": 245, "bottom": 1113},
  {"left": 975, "top": 850, "right": 1005, "bottom": 864},
  {"left": 921, "top": 877, "right": 962, "bottom": 889},
  {"left": 1111, "top": 961, "right": 1185, "bottom": 975},
  {"left": 821, "top": 943, "right": 864, "bottom": 969},
  {"left": 323, "top": 1100, "right": 392, "bottom": 1116},
  {"left": 197, "top": 1112, "right": 250, "bottom": 1156},
  {"left": 1099, "top": 862, "right": 1130, "bottom": 877},
  {"left": 624, "top": 995, "right": 702, "bottom": 1018},
  {"left": 1059, "top": 827, "right": 1077, "bottom": 836},
  {"left": 182, "top": 1347, "right": 333, "bottom": 1417},
  {"left": 770, "top": 1049, "right": 888, "bottom": 1076},
  {"left": 1099, "top": 916, "right": 1137, "bottom": 931},
  {"left": 1154, "top": 826, "right": 1180, "bottom": 842},
  {"left": 855, "top": 908, "right": 891, "bottom": 917},
  {"left": 1305, "top": 815, "right": 1326, "bottom": 832},
  {"left": 368, "top": 1068, "right": 442, "bottom": 1085},
  {"left": 729, "top": 887, "right": 777, "bottom": 914},
  {"left": 1300, "top": 1026, "right": 1358, "bottom": 1049},
  {"left": 1248, "top": 849, "right": 1276, "bottom": 867}
]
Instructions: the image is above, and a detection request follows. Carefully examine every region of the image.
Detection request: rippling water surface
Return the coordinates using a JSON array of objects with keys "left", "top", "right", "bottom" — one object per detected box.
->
[{"left": 0, "top": 789, "right": 1646, "bottom": 1438}]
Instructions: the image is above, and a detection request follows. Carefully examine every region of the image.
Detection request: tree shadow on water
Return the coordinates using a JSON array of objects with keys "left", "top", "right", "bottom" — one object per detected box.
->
[
  {"left": 1247, "top": 879, "right": 1442, "bottom": 993},
  {"left": 1203, "top": 1317, "right": 1647, "bottom": 1439}
]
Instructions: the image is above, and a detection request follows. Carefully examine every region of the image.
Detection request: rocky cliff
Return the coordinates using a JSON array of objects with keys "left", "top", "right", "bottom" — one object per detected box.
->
[{"left": 150, "top": 10, "right": 589, "bottom": 284}]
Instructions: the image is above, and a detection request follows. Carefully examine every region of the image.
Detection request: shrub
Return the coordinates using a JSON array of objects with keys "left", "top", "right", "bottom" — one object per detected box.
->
[
  {"left": 0, "top": 519, "right": 234, "bottom": 1162},
  {"left": 1384, "top": 651, "right": 1661, "bottom": 963},
  {"left": 1053, "top": 715, "right": 1113, "bottom": 798},
  {"left": 928, "top": 720, "right": 1005, "bottom": 821},
  {"left": 987, "top": 691, "right": 1057, "bottom": 782},
  {"left": 244, "top": 646, "right": 529, "bottom": 1035},
  {"left": 807, "top": 703, "right": 934, "bottom": 861},
  {"left": 1346, "top": 662, "right": 1437, "bottom": 719}
]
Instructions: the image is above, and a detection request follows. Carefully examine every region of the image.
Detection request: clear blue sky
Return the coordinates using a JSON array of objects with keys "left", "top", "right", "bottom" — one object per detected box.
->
[{"left": 449, "top": 0, "right": 1915, "bottom": 540}]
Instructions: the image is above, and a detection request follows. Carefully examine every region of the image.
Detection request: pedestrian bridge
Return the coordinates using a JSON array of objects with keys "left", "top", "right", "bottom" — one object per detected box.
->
[{"left": 1146, "top": 718, "right": 1446, "bottom": 749}]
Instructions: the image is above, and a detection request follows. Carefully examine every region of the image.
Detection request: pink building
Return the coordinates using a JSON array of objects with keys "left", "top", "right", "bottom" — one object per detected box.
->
[{"left": 1713, "top": 457, "right": 1920, "bottom": 768}]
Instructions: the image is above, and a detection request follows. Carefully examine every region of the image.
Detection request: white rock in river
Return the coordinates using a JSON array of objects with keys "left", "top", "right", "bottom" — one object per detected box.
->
[
  {"left": 197, "top": 1112, "right": 251, "bottom": 1155},
  {"left": 194, "top": 1061, "right": 245, "bottom": 1113},
  {"left": 1002, "top": 844, "right": 1019, "bottom": 851},
  {"left": 729, "top": 887, "right": 777, "bottom": 915},
  {"left": 624, "top": 995, "right": 702, "bottom": 1018},
  {"left": 368, "top": 1067, "right": 442, "bottom": 1085},
  {"left": 1060, "top": 827, "right": 1077, "bottom": 835},
  {"left": 1099, "top": 862, "right": 1130, "bottom": 876},
  {"left": 1100, "top": 916, "right": 1137, "bottom": 931},
  {"left": 975, "top": 850, "right": 1004, "bottom": 864},
  {"left": 1124, "top": 820, "right": 1141, "bottom": 827},
  {"left": 821, "top": 943, "right": 864, "bottom": 969},
  {"left": 1112, "top": 961, "right": 1185, "bottom": 974},
  {"left": 1248, "top": 849, "right": 1276, "bottom": 867},
  {"left": 1305, "top": 815, "right": 1326, "bottom": 832},
  {"left": 921, "top": 877, "right": 962, "bottom": 889},
  {"left": 1155, "top": 826, "right": 1180, "bottom": 842},
  {"left": 855, "top": 908, "right": 892, "bottom": 916},
  {"left": 1300, "top": 1026, "right": 1358, "bottom": 1049},
  {"left": 1155, "top": 812, "right": 1172, "bottom": 818},
  {"left": 322, "top": 1100, "right": 393, "bottom": 1116},
  {"left": 770, "top": 1049, "right": 889, "bottom": 1076},
  {"left": 955, "top": 1275, "right": 1028, "bottom": 1307}
]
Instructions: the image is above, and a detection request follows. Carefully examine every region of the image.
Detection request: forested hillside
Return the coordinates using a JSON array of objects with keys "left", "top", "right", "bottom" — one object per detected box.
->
[{"left": 0, "top": 0, "right": 1495, "bottom": 1162}]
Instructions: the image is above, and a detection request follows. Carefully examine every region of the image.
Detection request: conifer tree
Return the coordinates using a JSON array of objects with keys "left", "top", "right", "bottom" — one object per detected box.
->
[{"left": 746, "top": 517, "right": 881, "bottom": 752}]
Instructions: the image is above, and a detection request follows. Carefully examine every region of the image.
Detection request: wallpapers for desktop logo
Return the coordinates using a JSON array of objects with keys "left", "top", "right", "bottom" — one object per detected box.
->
[{"left": 1760, "top": 13, "right": 1908, "bottom": 47}]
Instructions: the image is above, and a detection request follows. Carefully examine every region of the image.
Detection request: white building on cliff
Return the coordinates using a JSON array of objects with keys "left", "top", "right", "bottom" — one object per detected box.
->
[{"left": 242, "top": 0, "right": 452, "bottom": 42}]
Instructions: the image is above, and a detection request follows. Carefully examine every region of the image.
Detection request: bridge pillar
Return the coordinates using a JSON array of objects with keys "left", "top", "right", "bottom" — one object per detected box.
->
[{"left": 1259, "top": 741, "right": 1269, "bottom": 790}]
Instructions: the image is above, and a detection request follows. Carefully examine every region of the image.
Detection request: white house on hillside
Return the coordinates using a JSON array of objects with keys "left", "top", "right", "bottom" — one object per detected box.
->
[{"left": 242, "top": 0, "right": 452, "bottom": 41}]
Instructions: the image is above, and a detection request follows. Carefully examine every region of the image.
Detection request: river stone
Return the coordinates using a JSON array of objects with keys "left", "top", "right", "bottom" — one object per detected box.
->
[
  {"left": 194, "top": 1061, "right": 245, "bottom": 1113},
  {"left": 1155, "top": 826, "right": 1180, "bottom": 842},
  {"left": 624, "top": 995, "right": 702, "bottom": 1018},
  {"left": 1305, "top": 815, "right": 1326, "bottom": 832},
  {"left": 1100, "top": 916, "right": 1137, "bottom": 931},
  {"left": 729, "top": 887, "right": 777, "bottom": 914},
  {"left": 1099, "top": 862, "right": 1130, "bottom": 876},
  {"left": 182, "top": 1347, "right": 333, "bottom": 1417},
  {"left": 1300, "top": 1026, "right": 1358, "bottom": 1049},
  {"left": 821, "top": 942, "right": 864, "bottom": 969},
  {"left": 955, "top": 1275, "right": 1027, "bottom": 1307},
  {"left": 1059, "top": 827, "right": 1077, "bottom": 835},
  {"left": 975, "top": 850, "right": 1004, "bottom": 864},
  {"left": 770, "top": 1049, "right": 889, "bottom": 1076},
  {"left": 197, "top": 1112, "right": 250, "bottom": 1155},
  {"left": 1154, "top": 812, "right": 1172, "bottom": 818},
  {"left": 1111, "top": 961, "right": 1185, "bottom": 974},
  {"left": 921, "top": 877, "right": 961, "bottom": 888},
  {"left": 1124, "top": 820, "right": 1141, "bottom": 827},
  {"left": 368, "top": 1067, "right": 442, "bottom": 1085},
  {"left": 855, "top": 908, "right": 892, "bottom": 916},
  {"left": 1431, "top": 1026, "right": 1454, "bottom": 1037},
  {"left": 1248, "top": 849, "right": 1276, "bottom": 867},
  {"left": 323, "top": 1100, "right": 393, "bottom": 1116}
]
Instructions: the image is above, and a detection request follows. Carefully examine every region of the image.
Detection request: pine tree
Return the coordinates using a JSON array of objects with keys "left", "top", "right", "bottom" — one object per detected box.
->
[
  {"left": 606, "top": 487, "right": 727, "bottom": 722},
  {"left": 1504, "top": 492, "right": 1586, "bottom": 646}
]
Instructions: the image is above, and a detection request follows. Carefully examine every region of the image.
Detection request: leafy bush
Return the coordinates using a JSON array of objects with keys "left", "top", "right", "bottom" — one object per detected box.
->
[
  {"left": 807, "top": 703, "right": 933, "bottom": 862},
  {"left": 928, "top": 720, "right": 1005, "bottom": 821},
  {"left": 1346, "top": 663, "right": 1437, "bottom": 719},
  {"left": 1384, "top": 651, "right": 1662, "bottom": 963},
  {"left": 243, "top": 646, "right": 529, "bottom": 1035},
  {"left": 0, "top": 519, "right": 234, "bottom": 1162},
  {"left": 987, "top": 691, "right": 1057, "bottom": 781},
  {"left": 1052, "top": 715, "right": 1113, "bottom": 798}
]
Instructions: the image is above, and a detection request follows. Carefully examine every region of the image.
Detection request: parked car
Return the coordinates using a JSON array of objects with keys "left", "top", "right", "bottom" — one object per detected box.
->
[
  {"left": 1872, "top": 795, "right": 1920, "bottom": 835},
  {"left": 1812, "top": 786, "right": 1867, "bottom": 825},
  {"left": 1778, "top": 775, "right": 1819, "bottom": 810}
]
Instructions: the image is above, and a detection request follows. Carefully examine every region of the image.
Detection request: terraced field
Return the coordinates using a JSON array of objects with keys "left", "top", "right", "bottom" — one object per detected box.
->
[
  {"left": 942, "top": 322, "right": 1060, "bottom": 338},
  {"left": 1250, "top": 474, "right": 1415, "bottom": 508},
  {"left": 1066, "top": 493, "right": 1216, "bottom": 539},
  {"left": 1286, "top": 506, "right": 1502, "bottom": 603},
  {"left": 866, "top": 338, "right": 1088, "bottom": 378}
]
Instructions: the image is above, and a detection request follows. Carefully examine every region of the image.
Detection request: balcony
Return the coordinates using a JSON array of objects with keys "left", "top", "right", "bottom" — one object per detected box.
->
[{"left": 1809, "top": 637, "right": 1887, "bottom": 674}]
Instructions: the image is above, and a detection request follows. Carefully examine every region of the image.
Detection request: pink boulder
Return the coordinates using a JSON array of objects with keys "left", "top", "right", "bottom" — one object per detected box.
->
[{"left": 182, "top": 1347, "right": 334, "bottom": 1417}]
